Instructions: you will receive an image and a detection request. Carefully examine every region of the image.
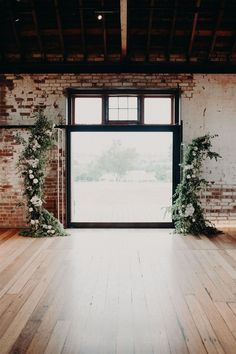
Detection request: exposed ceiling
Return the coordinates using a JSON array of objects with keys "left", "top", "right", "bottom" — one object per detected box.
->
[{"left": 0, "top": 0, "right": 236, "bottom": 72}]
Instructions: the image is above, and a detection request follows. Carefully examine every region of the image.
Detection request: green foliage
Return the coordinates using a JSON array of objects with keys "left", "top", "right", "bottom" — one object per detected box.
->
[
  {"left": 17, "top": 109, "right": 67, "bottom": 237},
  {"left": 172, "top": 134, "right": 221, "bottom": 236}
]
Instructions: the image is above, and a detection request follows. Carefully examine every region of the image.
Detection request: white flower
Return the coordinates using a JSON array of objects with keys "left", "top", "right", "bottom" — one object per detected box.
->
[
  {"left": 30, "top": 195, "right": 42, "bottom": 206},
  {"left": 29, "top": 170, "right": 33, "bottom": 174},
  {"left": 192, "top": 174, "right": 195, "bottom": 178},
  {"left": 51, "top": 230, "right": 55, "bottom": 234},
  {"left": 28, "top": 159, "right": 39, "bottom": 168},
  {"left": 45, "top": 130, "right": 52, "bottom": 136},
  {"left": 35, "top": 220, "right": 39, "bottom": 224},
  {"left": 33, "top": 178, "right": 38, "bottom": 184},
  {"left": 192, "top": 151, "right": 196, "bottom": 156},
  {"left": 194, "top": 146, "right": 198, "bottom": 151},
  {"left": 30, "top": 220, "right": 35, "bottom": 225},
  {"left": 48, "top": 225, "right": 52, "bottom": 229},
  {"left": 185, "top": 204, "right": 195, "bottom": 217},
  {"left": 29, "top": 207, "right": 33, "bottom": 212},
  {"left": 29, "top": 174, "right": 34, "bottom": 179},
  {"left": 192, "top": 218, "right": 196, "bottom": 222},
  {"left": 43, "top": 224, "right": 47, "bottom": 229},
  {"left": 186, "top": 174, "right": 191, "bottom": 179},
  {"left": 47, "top": 230, "right": 51, "bottom": 234}
]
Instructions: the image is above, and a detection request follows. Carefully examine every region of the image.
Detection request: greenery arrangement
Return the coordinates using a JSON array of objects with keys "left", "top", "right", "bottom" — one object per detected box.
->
[
  {"left": 172, "top": 134, "right": 221, "bottom": 236},
  {"left": 16, "top": 109, "right": 67, "bottom": 237}
]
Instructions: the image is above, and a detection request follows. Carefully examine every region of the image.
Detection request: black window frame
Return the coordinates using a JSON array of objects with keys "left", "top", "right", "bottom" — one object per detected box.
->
[
  {"left": 66, "top": 88, "right": 181, "bottom": 228},
  {"left": 67, "top": 88, "right": 180, "bottom": 126}
]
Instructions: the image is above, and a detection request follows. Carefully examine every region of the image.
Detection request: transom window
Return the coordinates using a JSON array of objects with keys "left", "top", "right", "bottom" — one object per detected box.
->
[{"left": 69, "top": 89, "right": 179, "bottom": 125}]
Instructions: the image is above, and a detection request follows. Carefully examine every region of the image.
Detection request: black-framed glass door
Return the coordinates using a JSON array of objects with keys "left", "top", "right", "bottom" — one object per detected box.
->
[{"left": 67, "top": 125, "right": 181, "bottom": 228}]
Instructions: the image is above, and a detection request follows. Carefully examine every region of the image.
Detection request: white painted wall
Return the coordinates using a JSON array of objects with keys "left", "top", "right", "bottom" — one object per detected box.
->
[{"left": 182, "top": 74, "right": 236, "bottom": 184}]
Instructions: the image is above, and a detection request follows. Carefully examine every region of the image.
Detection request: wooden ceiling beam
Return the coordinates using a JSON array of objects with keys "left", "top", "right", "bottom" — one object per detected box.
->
[
  {"left": 166, "top": 0, "right": 177, "bottom": 61},
  {"left": 208, "top": 0, "right": 225, "bottom": 60},
  {"left": 188, "top": 0, "right": 201, "bottom": 60},
  {"left": 6, "top": 0, "right": 22, "bottom": 59},
  {"left": 30, "top": 0, "right": 45, "bottom": 60},
  {"left": 54, "top": 0, "right": 66, "bottom": 61},
  {"left": 101, "top": 0, "right": 107, "bottom": 60},
  {"left": 17, "top": 28, "right": 235, "bottom": 38},
  {"left": 79, "top": 0, "right": 87, "bottom": 61},
  {"left": 120, "top": 0, "right": 127, "bottom": 59},
  {"left": 146, "top": 0, "right": 155, "bottom": 62}
]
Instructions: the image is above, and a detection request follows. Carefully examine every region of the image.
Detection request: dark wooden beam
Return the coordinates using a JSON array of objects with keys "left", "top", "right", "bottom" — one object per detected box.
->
[
  {"left": 79, "top": 0, "right": 87, "bottom": 61},
  {"left": 208, "top": 0, "right": 225, "bottom": 60},
  {"left": 54, "top": 0, "right": 65, "bottom": 61},
  {"left": 1, "top": 61, "right": 236, "bottom": 74},
  {"left": 188, "top": 0, "right": 201, "bottom": 60},
  {"left": 166, "top": 0, "right": 177, "bottom": 61},
  {"left": 120, "top": 0, "right": 127, "bottom": 59},
  {"left": 30, "top": 0, "right": 45, "bottom": 60},
  {"left": 146, "top": 0, "right": 155, "bottom": 62},
  {"left": 6, "top": 0, "right": 22, "bottom": 59},
  {"left": 17, "top": 28, "right": 235, "bottom": 38},
  {"left": 101, "top": 0, "right": 107, "bottom": 60}
]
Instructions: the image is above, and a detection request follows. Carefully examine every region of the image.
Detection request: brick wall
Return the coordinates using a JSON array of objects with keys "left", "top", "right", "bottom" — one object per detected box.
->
[{"left": 0, "top": 73, "right": 236, "bottom": 227}]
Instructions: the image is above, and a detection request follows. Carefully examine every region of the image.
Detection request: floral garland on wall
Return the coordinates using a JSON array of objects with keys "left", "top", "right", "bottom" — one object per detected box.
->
[
  {"left": 172, "top": 134, "right": 221, "bottom": 236},
  {"left": 16, "top": 109, "right": 67, "bottom": 237}
]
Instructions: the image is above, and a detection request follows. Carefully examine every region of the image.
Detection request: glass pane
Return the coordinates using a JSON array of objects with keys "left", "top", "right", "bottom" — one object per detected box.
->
[
  {"left": 109, "top": 109, "right": 118, "bottom": 121},
  {"left": 119, "top": 109, "right": 128, "bottom": 120},
  {"left": 144, "top": 97, "right": 172, "bottom": 124},
  {"left": 128, "top": 97, "right": 138, "bottom": 108},
  {"left": 74, "top": 97, "right": 102, "bottom": 124},
  {"left": 109, "top": 97, "right": 118, "bottom": 108},
  {"left": 71, "top": 132, "right": 173, "bottom": 222},
  {"left": 128, "top": 109, "right": 137, "bottom": 120},
  {"left": 119, "top": 97, "right": 128, "bottom": 108}
]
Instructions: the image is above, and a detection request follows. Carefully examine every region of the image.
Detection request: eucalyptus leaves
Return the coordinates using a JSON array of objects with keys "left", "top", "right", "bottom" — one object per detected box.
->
[
  {"left": 17, "top": 109, "right": 67, "bottom": 237},
  {"left": 172, "top": 134, "right": 221, "bottom": 235}
]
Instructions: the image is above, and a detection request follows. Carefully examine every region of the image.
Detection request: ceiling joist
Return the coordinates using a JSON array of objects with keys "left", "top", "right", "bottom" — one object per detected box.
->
[
  {"left": 208, "top": 0, "right": 225, "bottom": 60},
  {"left": 146, "top": 0, "right": 155, "bottom": 62},
  {"left": 54, "top": 0, "right": 65, "bottom": 61},
  {"left": 30, "top": 0, "right": 45, "bottom": 60},
  {"left": 120, "top": 0, "right": 127, "bottom": 59},
  {"left": 166, "top": 0, "right": 177, "bottom": 61},
  {"left": 188, "top": 0, "right": 201, "bottom": 60},
  {"left": 79, "top": 0, "right": 87, "bottom": 61}
]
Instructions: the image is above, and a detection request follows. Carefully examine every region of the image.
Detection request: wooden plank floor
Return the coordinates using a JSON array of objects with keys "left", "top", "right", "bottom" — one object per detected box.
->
[{"left": 1, "top": 229, "right": 236, "bottom": 353}]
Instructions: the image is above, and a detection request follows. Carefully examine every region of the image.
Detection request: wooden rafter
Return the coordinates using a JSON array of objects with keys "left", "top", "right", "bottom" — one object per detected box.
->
[
  {"left": 30, "top": 0, "right": 45, "bottom": 59},
  {"left": 79, "top": 0, "right": 87, "bottom": 61},
  {"left": 54, "top": 0, "right": 65, "bottom": 60},
  {"left": 6, "top": 0, "right": 22, "bottom": 58},
  {"left": 188, "top": 0, "right": 201, "bottom": 60},
  {"left": 166, "top": 0, "right": 177, "bottom": 61},
  {"left": 120, "top": 0, "right": 127, "bottom": 59},
  {"left": 146, "top": 0, "right": 155, "bottom": 61},
  {"left": 101, "top": 0, "right": 107, "bottom": 60},
  {"left": 208, "top": 0, "right": 225, "bottom": 60}
]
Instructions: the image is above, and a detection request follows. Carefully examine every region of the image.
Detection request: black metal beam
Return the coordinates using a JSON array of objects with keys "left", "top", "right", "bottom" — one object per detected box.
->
[{"left": 0, "top": 61, "right": 236, "bottom": 73}]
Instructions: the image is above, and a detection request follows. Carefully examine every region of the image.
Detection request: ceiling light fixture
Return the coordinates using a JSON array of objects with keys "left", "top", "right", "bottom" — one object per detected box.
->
[
  {"left": 97, "top": 14, "right": 103, "bottom": 20},
  {"left": 15, "top": 18, "right": 20, "bottom": 22}
]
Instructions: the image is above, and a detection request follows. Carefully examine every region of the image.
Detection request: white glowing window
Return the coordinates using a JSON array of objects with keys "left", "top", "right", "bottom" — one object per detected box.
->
[
  {"left": 74, "top": 97, "right": 102, "bottom": 124},
  {"left": 144, "top": 97, "right": 172, "bottom": 124},
  {"left": 108, "top": 96, "right": 138, "bottom": 121}
]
